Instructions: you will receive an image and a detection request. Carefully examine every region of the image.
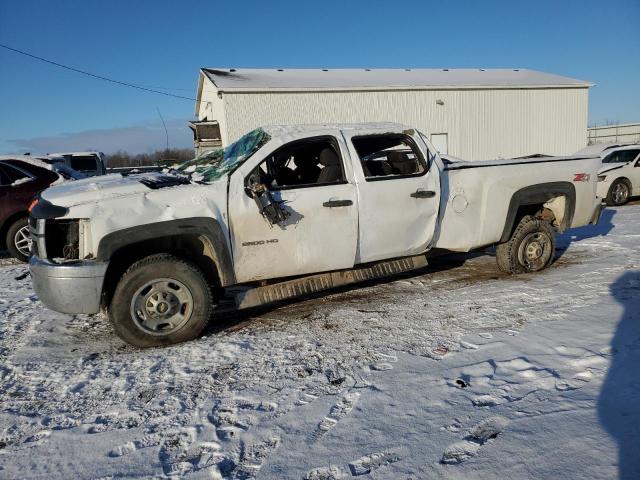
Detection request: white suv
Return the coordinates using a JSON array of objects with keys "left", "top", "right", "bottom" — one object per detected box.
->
[{"left": 595, "top": 144, "right": 640, "bottom": 206}]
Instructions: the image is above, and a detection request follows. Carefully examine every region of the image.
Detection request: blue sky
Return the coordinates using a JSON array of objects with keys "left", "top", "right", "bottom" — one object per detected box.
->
[{"left": 1, "top": 0, "right": 638, "bottom": 154}]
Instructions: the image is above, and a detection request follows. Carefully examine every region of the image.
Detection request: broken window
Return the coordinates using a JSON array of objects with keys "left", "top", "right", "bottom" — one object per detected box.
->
[
  {"left": 351, "top": 134, "right": 427, "bottom": 180},
  {"left": 247, "top": 136, "right": 346, "bottom": 190},
  {"left": 177, "top": 128, "right": 271, "bottom": 183}
]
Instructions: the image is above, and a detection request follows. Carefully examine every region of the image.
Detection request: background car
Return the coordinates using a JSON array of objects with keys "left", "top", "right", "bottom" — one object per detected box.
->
[
  {"left": 0, "top": 155, "right": 81, "bottom": 261},
  {"left": 594, "top": 144, "right": 640, "bottom": 206},
  {"left": 46, "top": 151, "right": 106, "bottom": 177}
]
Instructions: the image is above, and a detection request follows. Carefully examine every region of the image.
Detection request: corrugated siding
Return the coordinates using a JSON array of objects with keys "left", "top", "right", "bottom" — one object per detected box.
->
[{"left": 217, "top": 87, "right": 588, "bottom": 159}]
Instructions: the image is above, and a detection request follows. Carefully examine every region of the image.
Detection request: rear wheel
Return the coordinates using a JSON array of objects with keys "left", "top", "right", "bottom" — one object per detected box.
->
[
  {"left": 606, "top": 179, "right": 631, "bottom": 206},
  {"left": 496, "top": 215, "right": 555, "bottom": 274},
  {"left": 6, "top": 218, "right": 31, "bottom": 262},
  {"left": 109, "top": 254, "right": 213, "bottom": 347}
]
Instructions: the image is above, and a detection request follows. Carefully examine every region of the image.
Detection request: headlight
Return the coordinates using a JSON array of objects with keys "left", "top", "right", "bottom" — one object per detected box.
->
[
  {"left": 597, "top": 175, "right": 607, "bottom": 182},
  {"left": 45, "top": 219, "right": 80, "bottom": 261}
]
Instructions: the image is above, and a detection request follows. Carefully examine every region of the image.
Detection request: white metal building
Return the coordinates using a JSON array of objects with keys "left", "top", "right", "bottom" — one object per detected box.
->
[{"left": 192, "top": 68, "right": 592, "bottom": 159}]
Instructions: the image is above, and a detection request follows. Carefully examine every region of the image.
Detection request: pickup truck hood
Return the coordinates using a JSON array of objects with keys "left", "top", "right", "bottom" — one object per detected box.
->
[{"left": 41, "top": 172, "right": 190, "bottom": 207}]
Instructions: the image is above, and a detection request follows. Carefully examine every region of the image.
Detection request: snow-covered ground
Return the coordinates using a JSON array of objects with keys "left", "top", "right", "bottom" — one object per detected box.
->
[{"left": 1, "top": 203, "right": 639, "bottom": 480}]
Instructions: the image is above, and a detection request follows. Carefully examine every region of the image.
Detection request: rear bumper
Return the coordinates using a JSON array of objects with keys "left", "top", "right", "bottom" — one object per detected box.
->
[
  {"left": 590, "top": 201, "right": 606, "bottom": 225},
  {"left": 29, "top": 256, "right": 108, "bottom": 314}
]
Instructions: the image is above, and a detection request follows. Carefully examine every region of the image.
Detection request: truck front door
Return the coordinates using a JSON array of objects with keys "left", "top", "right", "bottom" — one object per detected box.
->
[
  {"left": 228, "top": 133, "right": 358, "bottom": 283},
  {"left": 343, "top": 128, "right": 441, "bottom": 263}
]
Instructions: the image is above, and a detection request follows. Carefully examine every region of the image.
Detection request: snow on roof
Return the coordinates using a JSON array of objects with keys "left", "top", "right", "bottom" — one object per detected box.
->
[
  {"left": 575, "top": 142, "right": 640, "bottom": 156},
  {"left": 47, "top": 151, "right": 101, "bottom": 156},
  {"left": 201, "top": 68, "right": 593, "bottom": 92},
  {"left": 0, "top": 155, "right": 56, "bottom": 170},
  {"left": 261, "top": 122, "right": 407, "bottom": 137}
]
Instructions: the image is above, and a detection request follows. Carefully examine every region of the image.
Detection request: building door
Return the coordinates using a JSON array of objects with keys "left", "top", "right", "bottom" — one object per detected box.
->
[{"left": 431, "top": 133, "right": 448, "bottom": 155}]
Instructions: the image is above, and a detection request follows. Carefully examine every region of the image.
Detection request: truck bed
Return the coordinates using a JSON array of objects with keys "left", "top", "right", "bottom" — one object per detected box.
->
[{"left": 433, "top": 154, "right": 602, "bottom": 252}]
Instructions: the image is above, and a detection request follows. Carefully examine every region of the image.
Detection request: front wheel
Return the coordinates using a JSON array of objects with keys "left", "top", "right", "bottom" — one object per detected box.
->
[
  {"left": 109, "top": 254, "right": 213, "bottom": 347},
  {"left": 496, "top": 216, "right": 555, "bottom": 274},
  {"left": 606, "top": 179, "right": 631, "bottom": 206},
  {"left": 6, "top": 218, "right": 31, "bottom": 262}
]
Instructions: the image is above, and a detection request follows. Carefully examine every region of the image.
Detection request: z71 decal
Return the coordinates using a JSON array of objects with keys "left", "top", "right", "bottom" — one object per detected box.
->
[{"left": 573, "top": 173, "right": 591, "bottom": 182}]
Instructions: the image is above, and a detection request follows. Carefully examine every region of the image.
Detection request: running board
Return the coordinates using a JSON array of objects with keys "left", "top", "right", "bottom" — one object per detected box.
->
[{"left": 235, "top": 254, "right": 428, "bottom": 310}]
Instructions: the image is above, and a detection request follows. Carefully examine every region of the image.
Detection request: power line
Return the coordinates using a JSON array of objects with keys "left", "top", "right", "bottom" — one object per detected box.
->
[
  {"left": 0, "top": 43, "right": 196, "bottom": 101},
  {"left": 157, "top": 107, "right": 170, "bottom": 150}
]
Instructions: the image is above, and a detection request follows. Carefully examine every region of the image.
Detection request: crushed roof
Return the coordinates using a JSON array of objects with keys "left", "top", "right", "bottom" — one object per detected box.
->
[{"left": 201, "top": 68, "right": 593, "bottom": 92}]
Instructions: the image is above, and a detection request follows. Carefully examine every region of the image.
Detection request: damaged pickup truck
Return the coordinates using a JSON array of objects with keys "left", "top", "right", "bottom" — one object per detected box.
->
[{"left": 29, "top": 124, "right": 604, "bottom": 347}]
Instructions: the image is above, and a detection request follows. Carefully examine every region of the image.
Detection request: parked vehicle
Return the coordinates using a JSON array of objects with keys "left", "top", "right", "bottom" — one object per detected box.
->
[
  {"left": 29, "top": 123, "right": 603, "bottom": 347},
  {"left": 37, "top": 155, "right": 88, "bottom": 181},
  {"left": 595, "top": 144, "right": 640, "bottom": 206},
  {"left": 46, "top": 151, "right": 107, "bottom": 177},
  {"left": 0, "top": 156, "right": 73, "bottom": 261}
]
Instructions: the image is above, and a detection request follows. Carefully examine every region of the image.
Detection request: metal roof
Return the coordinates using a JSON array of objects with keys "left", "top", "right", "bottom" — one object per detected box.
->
[
  {"left": 201, "top": 68, "right": 593, "bottom": 92},
  {"left": 262, "top": 122, "right": 407, "bottom": 137}
]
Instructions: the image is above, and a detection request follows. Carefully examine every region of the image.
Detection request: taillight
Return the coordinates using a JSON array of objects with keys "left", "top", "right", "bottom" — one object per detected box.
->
[{"left": 28, "top": 198, "right": 39, "bottom": 213}]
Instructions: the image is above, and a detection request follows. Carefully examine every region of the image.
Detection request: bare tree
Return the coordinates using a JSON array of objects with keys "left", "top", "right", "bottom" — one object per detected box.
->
[{"left": 105, "top": 148, "right": 194, "bottom": 168}]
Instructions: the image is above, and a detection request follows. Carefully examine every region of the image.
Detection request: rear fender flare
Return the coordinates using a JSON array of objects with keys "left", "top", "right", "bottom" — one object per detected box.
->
[{"left": 499, "top": 182, "right": 576, "bottom": 243}]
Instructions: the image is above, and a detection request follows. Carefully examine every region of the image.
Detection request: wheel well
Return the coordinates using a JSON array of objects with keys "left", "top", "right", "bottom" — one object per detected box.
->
[
  {"left": 611, "top": 177, "right": 632, "bottom": 188},
  {"left": 0, "top": 212, "right": 28, "bottom": 249},
  {"left": 503, "top": 204, "right": 553, "bottom": 240},
  {"left": 499, "top": 182, "right": 576, "bottom": 243},
  {"left": 100, "top": 234, "right": 222, "bottom": 310}
]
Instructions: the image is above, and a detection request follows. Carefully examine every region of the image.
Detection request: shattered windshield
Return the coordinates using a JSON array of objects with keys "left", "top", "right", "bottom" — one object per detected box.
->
[{"left": 176, "top": 128, "right": 271, "bottom": 183}]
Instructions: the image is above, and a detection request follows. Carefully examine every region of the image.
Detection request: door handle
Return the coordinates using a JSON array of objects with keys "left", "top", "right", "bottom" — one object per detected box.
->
[
  {"left": 323, "top": 199, "right": 353, "bottom": 208},
  {"left": 410, "top": 189, "right": 436, "bottom": 199}
]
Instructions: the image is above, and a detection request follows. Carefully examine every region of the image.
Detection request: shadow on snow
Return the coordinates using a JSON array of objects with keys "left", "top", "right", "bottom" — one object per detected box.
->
[
  {"left": 555, "top": 207, "right": 616, "bottom": 257},
  {"left": 599, "top": 270, "right": 640, "bottom": 479}
]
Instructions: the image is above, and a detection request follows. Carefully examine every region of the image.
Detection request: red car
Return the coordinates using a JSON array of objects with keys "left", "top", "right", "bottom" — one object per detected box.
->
[{"left": 0, "top": 156, "right": 66, "bottom": 261}]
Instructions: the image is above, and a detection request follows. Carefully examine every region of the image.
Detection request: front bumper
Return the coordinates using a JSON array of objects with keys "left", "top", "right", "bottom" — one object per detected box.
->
[
  {"left": 596, "top": 181, "right": 611, "bottom": 200},
  {"left": 29, "top": 256, "right": 108, "bottom": 314},
  {"left": 590, "top": 201, "right": 606, "bottom": 225}
]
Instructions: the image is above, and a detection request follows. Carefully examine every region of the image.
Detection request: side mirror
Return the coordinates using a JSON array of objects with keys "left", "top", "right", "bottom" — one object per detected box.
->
[{"left": 247, "top": 183, "right": 290, "bottom": 226}]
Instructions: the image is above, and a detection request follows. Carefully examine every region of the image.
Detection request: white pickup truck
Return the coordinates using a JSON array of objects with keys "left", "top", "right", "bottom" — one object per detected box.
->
[{"left": 29, "top": 123, "right": 604, "bottom": 347}]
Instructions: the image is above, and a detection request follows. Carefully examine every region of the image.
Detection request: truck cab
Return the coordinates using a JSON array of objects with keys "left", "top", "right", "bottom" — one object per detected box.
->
[{"left": 46, "top": 151, "right": 107, "bottom": 177}]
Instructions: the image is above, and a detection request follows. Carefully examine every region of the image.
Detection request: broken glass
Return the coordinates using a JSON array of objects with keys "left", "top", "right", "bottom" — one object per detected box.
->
[{"left": 177, "top": 128, "right": 271, "bottom": 183}]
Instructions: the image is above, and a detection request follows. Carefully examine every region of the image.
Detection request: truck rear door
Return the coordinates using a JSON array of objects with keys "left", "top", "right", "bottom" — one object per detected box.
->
[{"left": 342, "top": 127, "right": 441, "bottom": 263}]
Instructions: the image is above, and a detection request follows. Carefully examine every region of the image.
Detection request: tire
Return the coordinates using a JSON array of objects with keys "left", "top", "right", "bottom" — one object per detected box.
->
[
  {"left": 496, "top": 215, "right": 556, "bottom": 274},
  {"left": 109, "top": 254, "right": 213, "bottom": 347},
  {"left": 6, "top": 217, "right": 31, "bottom": 262},
  {"left": 605, "top": 179, "right": 631, "bottom": 206}
]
